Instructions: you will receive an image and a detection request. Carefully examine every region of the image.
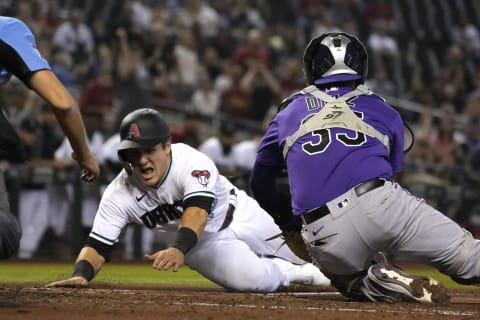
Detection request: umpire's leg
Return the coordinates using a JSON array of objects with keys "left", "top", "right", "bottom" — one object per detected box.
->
[{"left": 0, "top": 168, "right": 21, "bottom": 259}]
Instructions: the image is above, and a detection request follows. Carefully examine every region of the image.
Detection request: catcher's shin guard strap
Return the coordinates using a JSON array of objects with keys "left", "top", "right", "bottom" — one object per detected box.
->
[
  {"left": 72, "top": 260, "right": 95, "bottom": 281},
  {"left": 171, "top": 227, "right": 198, "bottom": 255}
]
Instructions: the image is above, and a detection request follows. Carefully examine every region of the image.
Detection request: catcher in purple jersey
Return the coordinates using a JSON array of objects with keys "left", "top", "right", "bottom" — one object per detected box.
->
[{"left": 250, "top": 32, "right": 480, "bottom": 303}]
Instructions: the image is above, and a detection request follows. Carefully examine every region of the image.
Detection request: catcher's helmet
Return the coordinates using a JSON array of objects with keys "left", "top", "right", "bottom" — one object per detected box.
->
[
  {"left": 117, "top": 108, "right": 170, "bottom": 162},
  {"left": 303, "top": 32, "right": 368, "bottom": 85}
]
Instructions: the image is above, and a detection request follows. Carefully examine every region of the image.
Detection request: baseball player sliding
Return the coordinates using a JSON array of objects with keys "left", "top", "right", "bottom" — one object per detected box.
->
[
  {"left": 250, "top": 32, "right": 480, "bottom": 303},
  {"left": 47, "top": 108, "right": 330, "bottom": 292}
]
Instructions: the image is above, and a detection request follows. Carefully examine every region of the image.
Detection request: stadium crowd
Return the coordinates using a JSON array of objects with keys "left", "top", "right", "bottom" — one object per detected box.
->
[{"left": 1, "top": 0, "right": 480, "bottom": 259}]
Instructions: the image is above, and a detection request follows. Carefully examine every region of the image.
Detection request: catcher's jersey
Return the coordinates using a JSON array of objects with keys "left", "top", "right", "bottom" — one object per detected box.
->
[
  {"left": 0, "top": 16, "right": 50, "bottom": 86},
  {"left": 89, "top": 143, "right": 236, "bottom": 246},
  {"left": 256, "top": 85, "right": 405, "bottom": 215}
]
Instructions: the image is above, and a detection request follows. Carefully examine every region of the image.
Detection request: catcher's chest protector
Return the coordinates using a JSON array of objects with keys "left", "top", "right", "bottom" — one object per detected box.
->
[{"left": 282, "top": 85, "right": 390, "bottom": 159}]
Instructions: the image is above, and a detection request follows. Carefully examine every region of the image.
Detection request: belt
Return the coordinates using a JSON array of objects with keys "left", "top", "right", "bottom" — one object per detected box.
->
[
  {"left": 301, "top": 178, "right": 385, "bottom": 225},
  {"left": 218, "top": 189, "right": 236, "bottom": 231}
]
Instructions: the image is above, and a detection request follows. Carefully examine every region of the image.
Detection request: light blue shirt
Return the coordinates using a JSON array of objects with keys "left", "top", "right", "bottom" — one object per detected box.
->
[{"left": 0, "top": 16, "right": 50, "bottom": 86}]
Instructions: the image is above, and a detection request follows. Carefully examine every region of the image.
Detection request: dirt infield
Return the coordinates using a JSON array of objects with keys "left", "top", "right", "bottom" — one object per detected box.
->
[{"left": 1, "top": 285, "right": 480, "bottom": 320}]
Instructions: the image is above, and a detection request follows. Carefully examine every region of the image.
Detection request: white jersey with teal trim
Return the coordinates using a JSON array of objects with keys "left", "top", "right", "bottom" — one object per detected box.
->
[
  {"left": 87, "top": 143, "right": 331, "bottom": 293},
  {"left": 89, "top": 143, "right": 234, "bottom": 246}
]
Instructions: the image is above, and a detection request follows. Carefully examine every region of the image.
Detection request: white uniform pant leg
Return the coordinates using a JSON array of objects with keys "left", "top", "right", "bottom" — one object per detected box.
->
[
  {"left": 18, "top": 189, "right": 49, "bottom": 258},
  {"left": 229, "top": 190, "right": 304, "bottom": 264},
  {"left": 186, "top": 229, "right": 297, "bottom": 292}
]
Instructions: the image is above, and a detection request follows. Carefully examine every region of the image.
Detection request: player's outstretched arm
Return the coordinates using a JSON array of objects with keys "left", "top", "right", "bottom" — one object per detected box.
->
[
  {"left": 45, "top": 247, "right": 105, "bottom": 287},
  {"left": 145, "top": 207, "right": 208, "bottom": 272},
  {"left": 28, "top": 69, "right": 100, "bottom": 182}
]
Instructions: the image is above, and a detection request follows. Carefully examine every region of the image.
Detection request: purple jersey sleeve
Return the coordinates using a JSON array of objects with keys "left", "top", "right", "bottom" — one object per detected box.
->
[
  {"left": 0, "top": 17, "right": 51, "bottom": 86},
  {"left": 255, "top": 86, "right": 404, "bottom": 215}
]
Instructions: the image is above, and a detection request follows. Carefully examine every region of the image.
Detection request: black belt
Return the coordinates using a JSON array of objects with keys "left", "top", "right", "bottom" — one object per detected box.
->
[
  {"left": 218, "top": 189, "right": 236, "bottom": 231},
  {"left": 301, "top": 179, "right": 385, "bottom": 225}
]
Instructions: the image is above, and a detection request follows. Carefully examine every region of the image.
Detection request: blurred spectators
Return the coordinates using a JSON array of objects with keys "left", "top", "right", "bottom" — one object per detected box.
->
[
  {"left": 367, "top": 19, "right": 400, "bottom": 81},
  {"left": 365, "top": 66, "right": 397, "bottom": 97},
  {"left": 428, "top": 107, "right": 465, "bottom": 181},
  {"left": 51, "top": 8, "right": 94, "bottom": 85},
  {"left": 232, "top": 28, "right": 270, "bottom": 72},
  {"left": 240, "top": 61, "right": 282, "bottom": 122},
  {"left": 190, "top": 67, "right": 220, "bottom": 120},
  {"left": 170, "top": 111, "right": 204, "bottom": 149},
  {"left": 50, "top": 50, "right": 75, "bottom": 90},
  {"left": 198, "top": 121, "right": 239, "bottom": 176},
  {"left": 78, "top": 67, "right": 114, "bottom": 131},
  {"left": 311, "top": 10, "right": 342, "bottom": 38},
  {"left": 17, "top": 105, "right": 69, "bottom": 259},
  {"left": 219, "top": 62, "right": 250, "bottom": 118},
  {"left": 451, "top": 15, "right": 480, "bottom": 60},
  {"left": 172, "top": 28, "right": 200, "bottom": 104},
  {"left": 365, "top": 0, "right": 397, "bottom": 34},
  {"left": 53, "top": 111, "right": 104, "bottom": 243},
  {"left": 434, "top": 44, "right": 472, "bottom": 113},
  {"left": 177, "top": 0, "right": 219, "bottom": 41}
]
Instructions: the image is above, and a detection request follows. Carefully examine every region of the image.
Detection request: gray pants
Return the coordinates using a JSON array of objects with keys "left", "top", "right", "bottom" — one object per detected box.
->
[
  {"left": 0, "top": 169, "right": 21, "bottom": 259},
  {"left": 302, "top": 180, "right": 480, "bottom": 282}
]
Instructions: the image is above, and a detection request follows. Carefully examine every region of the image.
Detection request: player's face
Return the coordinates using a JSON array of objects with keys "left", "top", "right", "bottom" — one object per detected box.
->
[{"left": 127, "top": 141, "right": 172, "bottom": 187}]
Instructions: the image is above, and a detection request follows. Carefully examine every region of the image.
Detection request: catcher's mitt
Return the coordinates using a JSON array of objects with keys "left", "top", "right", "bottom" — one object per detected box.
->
[{"left": 267, "top": 231, "right": 311, "bottom": 262}]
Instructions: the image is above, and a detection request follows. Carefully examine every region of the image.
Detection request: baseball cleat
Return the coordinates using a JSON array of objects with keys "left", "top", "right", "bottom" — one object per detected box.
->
[
  {"left": 367, "top": 262, "right": 450, "bottom": 303},
  {"left": 295, "top": 263, "right": 331, "bottom": 287}
]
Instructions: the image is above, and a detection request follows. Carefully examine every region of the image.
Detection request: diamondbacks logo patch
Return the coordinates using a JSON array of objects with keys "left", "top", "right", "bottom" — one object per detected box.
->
[
  {"left": 127, "top": 123, "right": 141, "bottom": 139},
  {"left": 191, "top": 170, "right": 210, "bottom": 187}
]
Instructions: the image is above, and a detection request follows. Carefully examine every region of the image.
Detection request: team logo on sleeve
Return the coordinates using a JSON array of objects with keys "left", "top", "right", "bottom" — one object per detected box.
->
[{"left": 191, "top": 170, "right": 210, "bottom": 187}]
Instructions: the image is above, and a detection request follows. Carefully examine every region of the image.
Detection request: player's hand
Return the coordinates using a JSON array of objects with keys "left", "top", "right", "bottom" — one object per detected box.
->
[
  {"left": 45, "top": 276, "right": 89, "bottom": 288},
  {"left": 144, "top": 247, "right": 185, "bottom": 272},
  {"left": 72, "top": 151, "right": 100, "bottom": 182}
]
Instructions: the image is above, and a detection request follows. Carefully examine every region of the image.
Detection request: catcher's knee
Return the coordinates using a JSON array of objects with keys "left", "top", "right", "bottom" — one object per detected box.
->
[
  {"left": 441, "top": 229, "right": 478, "bottom": 278},
  {"left": 323, "top": 270, "right": 370, "bottom": 301},
  {"left": 0, "top": 211, "right": 22, "bottom": 259},
  {"left": 447, "top": 229, "right": 480, "bottom": 285}
]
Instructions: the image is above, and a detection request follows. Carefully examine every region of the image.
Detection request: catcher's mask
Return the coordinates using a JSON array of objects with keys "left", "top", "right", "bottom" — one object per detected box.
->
[
  {"left": 117, "top": 108, "right": 170, "bottom": 175},
  {"left": 303, "top": 32, "right": 368, "bottom": 85}
]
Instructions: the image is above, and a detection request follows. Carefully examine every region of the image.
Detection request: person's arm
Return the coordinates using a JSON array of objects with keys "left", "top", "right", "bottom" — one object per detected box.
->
[
  {"left": 45, "top": 246, "right": 105, "bottom": 287},
  {"left": 144, "top": 206, "right": 208, "bottom": 272},
  {"left": 28, "top": 70, "right": 100, "bottom": 181},
  {"left": 250, "top": 160, "right": 299, "bottom": 231}
]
